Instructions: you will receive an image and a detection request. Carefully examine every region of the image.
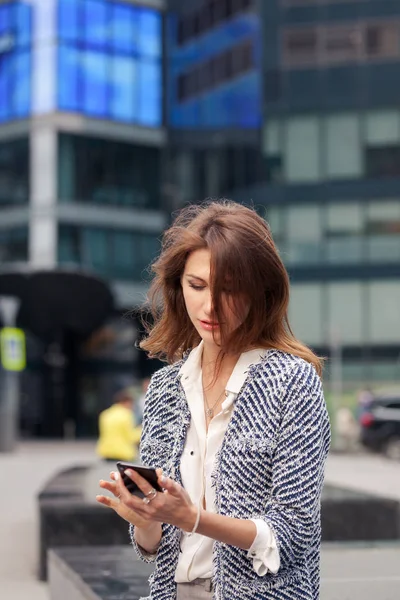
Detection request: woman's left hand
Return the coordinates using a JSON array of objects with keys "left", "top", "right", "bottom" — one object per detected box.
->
[{"left": 117, "top": 468, "right": 198, "bottom": 532}]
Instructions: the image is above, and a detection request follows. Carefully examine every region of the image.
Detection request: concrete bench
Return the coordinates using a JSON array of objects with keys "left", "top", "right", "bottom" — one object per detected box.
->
[
  {"left": 48, "top": 546, "right": 153, "bottom": 600},
  {"left": 39, "top": 465, "right": 400, "bottom": 581},
  {"left": 49, "top": 544, "right": 400, "bottom": 600}
]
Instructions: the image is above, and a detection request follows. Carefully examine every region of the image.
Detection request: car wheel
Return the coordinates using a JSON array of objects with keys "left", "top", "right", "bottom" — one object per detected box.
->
[{"left": 385, "top": 438, "right": 400, "bottom": 461}]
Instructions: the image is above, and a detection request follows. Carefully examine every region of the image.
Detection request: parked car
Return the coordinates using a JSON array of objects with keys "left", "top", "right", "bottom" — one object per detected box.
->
[{"left": 359, "top": 391, "right": 400, "bottom": 460}]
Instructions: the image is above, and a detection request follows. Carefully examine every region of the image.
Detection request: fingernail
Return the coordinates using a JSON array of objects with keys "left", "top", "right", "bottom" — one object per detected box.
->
[
  {"left": 125, "top": 470, "right": 133, "bottom": 478},
  {"left": 114, "top": 472, "right": 119, "bottom": 480}
]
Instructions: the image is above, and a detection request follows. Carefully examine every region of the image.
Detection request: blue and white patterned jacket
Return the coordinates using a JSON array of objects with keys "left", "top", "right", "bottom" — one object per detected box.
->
[{"left": 130, "top": 350, "right": 331, "bottom": 600}]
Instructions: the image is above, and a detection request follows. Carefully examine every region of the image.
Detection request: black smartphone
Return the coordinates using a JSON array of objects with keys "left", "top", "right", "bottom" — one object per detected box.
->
[{"left": 116, "top": 462, "right": 163, "bottom": 498}]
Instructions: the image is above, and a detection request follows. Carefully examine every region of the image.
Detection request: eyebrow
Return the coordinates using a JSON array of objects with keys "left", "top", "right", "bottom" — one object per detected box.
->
[{"left": 185, "top": 274, "right": 207, "bottom": 282}]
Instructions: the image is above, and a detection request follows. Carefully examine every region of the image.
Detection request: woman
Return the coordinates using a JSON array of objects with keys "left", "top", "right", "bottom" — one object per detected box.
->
[{"left": 96, "top": 200, "right": 331, "bottom": 600}]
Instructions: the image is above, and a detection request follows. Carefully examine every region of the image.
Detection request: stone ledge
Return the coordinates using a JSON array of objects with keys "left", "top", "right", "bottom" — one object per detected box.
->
[
  {"left": 39, "top": 466, "right": 400, "bottom": 581},
  {"left": 49, "top": 544, "right": 400, "bottom": 600},
  {"left": 48, "top": 547, "right": 153, "bottom": 600}
]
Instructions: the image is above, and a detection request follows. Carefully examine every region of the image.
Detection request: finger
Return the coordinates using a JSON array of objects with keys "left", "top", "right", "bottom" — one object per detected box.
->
[
  {"left": 110, "top": 471, "right": 121, "bottom": 482},
  {"left": 96, "top": 494, "right": 120, "bottom": 510},
  {"left": 111, "top": 471, "right": 126, "bottom": 491},
  {"left": 155, "top": 469, "right": 168, "bottom": 493},
  {"left": 111, "top": 471, "right": 129, "bottom": 495},
  {"left": 99, "top": 479, "right": 119, "bottom": 497},
  {"left": 158, "top": 474, "right": 180, "bottom": 497},
  {"left": 111, "top": 472, "right": 146, "bottom": 512},
  {"left": 125, "top": 469, "right": 155, "bottom": 495}
]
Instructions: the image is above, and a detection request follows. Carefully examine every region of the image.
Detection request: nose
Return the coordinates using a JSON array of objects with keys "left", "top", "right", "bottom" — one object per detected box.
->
[{"left": 203, "top": 290, "right": 214, "bottom": 317}]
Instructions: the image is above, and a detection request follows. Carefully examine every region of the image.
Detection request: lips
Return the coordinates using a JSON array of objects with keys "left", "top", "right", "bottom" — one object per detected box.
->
[{"left": 199, "top": 320, "right": 220, "bottom": 330}]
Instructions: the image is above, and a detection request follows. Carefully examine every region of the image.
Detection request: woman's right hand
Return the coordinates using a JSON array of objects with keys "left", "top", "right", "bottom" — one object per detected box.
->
[{"left": 96, "top": 472, "right": 155, "bottom": 530}]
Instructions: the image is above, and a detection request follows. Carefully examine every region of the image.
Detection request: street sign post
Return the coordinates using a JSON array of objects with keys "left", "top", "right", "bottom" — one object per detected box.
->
[
  {"left": 0, "top": 296, "right": 22, "bottom": 453},
  {"left": 0, "top": 327, "right": 26, "bottom": 372}
]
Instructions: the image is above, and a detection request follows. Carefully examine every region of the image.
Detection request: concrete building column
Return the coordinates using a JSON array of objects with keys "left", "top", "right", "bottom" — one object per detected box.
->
[{"left": 29, "top": 124, "right": 58, "bottom": 268}]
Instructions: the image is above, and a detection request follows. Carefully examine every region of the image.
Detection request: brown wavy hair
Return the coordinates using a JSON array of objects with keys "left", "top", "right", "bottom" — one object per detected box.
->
[{"left": 140, "top": 200, "right": 323, "bottom": 376}]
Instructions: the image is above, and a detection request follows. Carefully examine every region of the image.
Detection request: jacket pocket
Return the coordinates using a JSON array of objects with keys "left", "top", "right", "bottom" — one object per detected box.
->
[{"left": 221, "top": 433, "right": 275, "bottom": 474}]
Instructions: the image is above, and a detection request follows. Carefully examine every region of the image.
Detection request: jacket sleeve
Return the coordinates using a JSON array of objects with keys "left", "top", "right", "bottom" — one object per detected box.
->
[
  {"left": 262, "top": 361, "right": 331, "bottom": 569},
  {"left": 128, "top": 367, "right": 169, "bottom": 562}
]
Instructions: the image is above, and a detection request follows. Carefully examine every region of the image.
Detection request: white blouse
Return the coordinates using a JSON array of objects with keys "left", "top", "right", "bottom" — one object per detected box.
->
[{"left": 175, "top": 342, "right": 280, "bottom": 583}]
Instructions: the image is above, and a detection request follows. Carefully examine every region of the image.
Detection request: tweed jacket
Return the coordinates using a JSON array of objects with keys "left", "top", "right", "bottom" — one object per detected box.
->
[{"left": 130, "top": 349, "right": 331, "bottom": 600}]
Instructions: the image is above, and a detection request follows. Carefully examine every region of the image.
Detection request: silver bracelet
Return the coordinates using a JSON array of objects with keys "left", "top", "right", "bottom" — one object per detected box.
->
[{"left": 187, "top": 504, "right": 201, "bottom": 537}]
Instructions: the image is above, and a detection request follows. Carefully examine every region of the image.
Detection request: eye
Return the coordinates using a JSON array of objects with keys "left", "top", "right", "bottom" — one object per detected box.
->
[{"left": 189, "top": 283, "right": 205, "bottom": 291}]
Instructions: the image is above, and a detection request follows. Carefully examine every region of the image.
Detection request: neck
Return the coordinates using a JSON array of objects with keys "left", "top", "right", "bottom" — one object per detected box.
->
[{"left": 201, "top": 342, "right": 239, "bottom": 385}]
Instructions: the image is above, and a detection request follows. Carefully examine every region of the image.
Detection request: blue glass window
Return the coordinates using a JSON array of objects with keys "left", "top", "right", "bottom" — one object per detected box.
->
[
  {"left": 110, "top": 56, "right": 137, "bottom": 122},
  {"left": 84, "top": 0, "right": 108, "bottom": 50},
  {"left": 139, "top": 10, "right": 162, "bottom": 59},
  {"left": 58, "top": 0, "right": 80, "bottom": 43},
  {"left": 0, "top": 55, "right": 11, "bottom": 121},
  {"left": 83, "top": 51, "right": 108, "bottom": 117},
  {"left": 13, "top": 51, "right": 30, "bottom": 117},
  {"left": 15, "top": 2, "right": 32, "bottom": 48},
  {"left": 0, "top": 4, "right": 11, "bottom": 36},
  {"left": 0, "top": 3, "right": 32, "bottom": 122},
  {"left": 58, "top": 45, "right": 80, "bottom": 111},
  {"left": 56, "top": 0, "right": 162, "bottom": 126},
  {"left": 112, "top": 4, "right": 137, "bottom": 54},
  {"left": 138, "top": 61, "right": 161, "bottom": 127}
]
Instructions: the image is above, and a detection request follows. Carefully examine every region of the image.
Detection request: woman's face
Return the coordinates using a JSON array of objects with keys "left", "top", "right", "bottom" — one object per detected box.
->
[{"left": 181, "top": 249, "right": 249, "bottom": 348}]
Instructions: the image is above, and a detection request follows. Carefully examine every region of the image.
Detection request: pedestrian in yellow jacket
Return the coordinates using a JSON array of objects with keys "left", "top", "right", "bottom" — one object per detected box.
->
[{"left": 96, "top": 388, "right": 142, "bottom": 463}]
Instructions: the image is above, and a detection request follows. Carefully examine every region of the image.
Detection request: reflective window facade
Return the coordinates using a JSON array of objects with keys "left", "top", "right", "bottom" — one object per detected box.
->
[
  {"left": 282, "top": 21, "right": 400, "bottom": 69},
  {"left": 263, "top": 110, "right": 400, "bottom": 183},
  {"left": 0, "top": 138, "right": 29, "bottom": 206},
  {"left": 0, "top": 226, "right": 28, "bottom": 262},
  {"left": 289, "top": 280, "right": 400, "bottom": 348},
  {"left": 58, "top": 133, "right": 162, "bottom": 208},
  {"left": 58, "top": 225, "right": 160, "bottom": 281},
  {"left": 0, "top": 0, "right": 162, "bottom": 126},
  {"left": 256, "top": 2, "right": 400, "bottom": 387},
  {"left": 0, "top": 1, "right": 32, "bottom": 122},
  {"left": 264, "top": 199, "right": 400, "bottom": 267},
  {"left": 176, "top": 0, "right": 255, "bottom": 46},
  {"left": 167, "top": 145, "right": 270, "bottom": 203},
  {"left": 57, "top": 0, "right": 162, "bottom": 126},
  {"left": 167, "top": 7, "right": 261, "bottom": 128}
]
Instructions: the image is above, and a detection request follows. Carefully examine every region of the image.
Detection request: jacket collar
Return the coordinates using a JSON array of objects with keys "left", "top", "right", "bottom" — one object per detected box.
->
[{"left": 178, "top": 341, "right": 269, "bottom": 395}]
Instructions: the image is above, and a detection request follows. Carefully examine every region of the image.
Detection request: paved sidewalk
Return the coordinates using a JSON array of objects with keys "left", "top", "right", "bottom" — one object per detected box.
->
[
  {"left": 0, "top": 441, "right": 96, "bottom": 600},
  {"left": 0, "top": 442, "right": 399, "bottom": 600},
  {"left": 321, "top": 544, "right": 400, "bottom": 600},
  {"left": 325, "top": 452, "right": 400, "bottom": 501}
]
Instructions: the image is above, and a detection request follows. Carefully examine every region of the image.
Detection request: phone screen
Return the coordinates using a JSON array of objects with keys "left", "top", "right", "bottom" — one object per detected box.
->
[{"left": 116, "top": 462, "right": 163, "bottom": 498}]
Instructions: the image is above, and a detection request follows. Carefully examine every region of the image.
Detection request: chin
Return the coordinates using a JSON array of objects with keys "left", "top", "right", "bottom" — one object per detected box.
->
[{"left": 201, "top": 333, "right": 221, "bottom": 346}]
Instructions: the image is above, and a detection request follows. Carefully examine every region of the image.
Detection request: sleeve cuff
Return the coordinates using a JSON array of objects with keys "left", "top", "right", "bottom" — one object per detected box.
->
[
  {"left": 129, "top": 524, "right": 159, "bottom": 563},
  {"left": 247, "top": 519, "right": 280, "bottom": 576}
]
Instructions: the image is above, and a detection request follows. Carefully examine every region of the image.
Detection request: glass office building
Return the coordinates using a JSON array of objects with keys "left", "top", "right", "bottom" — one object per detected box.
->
[
  {"left": 164, "top": 0, "right": 263, "bottom": 209},
  {"left": 259, "top": 0, "right": 400, "bottom": 386},
  {"left": 0, "top": 0, "right": 166, "bottom": 438},
  {"left": 0, "top": 0, "right": 165, "bottom": 297},
  {"left": 2, "top": 0, "right": 400, "bottom": 438},
  {"left": 165, "top": 0, "right": 400, "bottom": 389}
]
